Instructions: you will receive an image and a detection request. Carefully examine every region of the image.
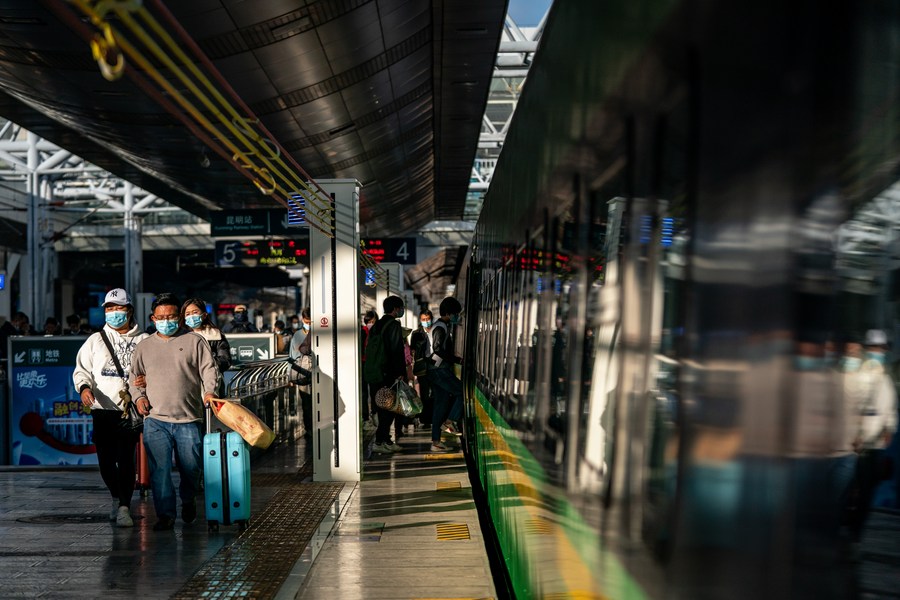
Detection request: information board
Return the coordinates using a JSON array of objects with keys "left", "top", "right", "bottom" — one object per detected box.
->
[
  {"left": 8, "top": 336, "right": 95, "bottom": 466},
  {"left": 215, "top": 239, "right": 309, "bottom": 268},
  {"left": 210, "top": 208, "right": 308, "bottom": 237}
]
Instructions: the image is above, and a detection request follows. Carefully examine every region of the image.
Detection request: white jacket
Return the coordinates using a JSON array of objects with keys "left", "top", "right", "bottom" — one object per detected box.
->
[{"left": 72, "top": 323, "right": 150, "bottom": 411}]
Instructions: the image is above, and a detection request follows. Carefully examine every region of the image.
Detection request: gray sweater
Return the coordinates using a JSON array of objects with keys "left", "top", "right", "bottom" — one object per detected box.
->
[{"left": 130, "top": 331, "right": 219, "bottom": 424}]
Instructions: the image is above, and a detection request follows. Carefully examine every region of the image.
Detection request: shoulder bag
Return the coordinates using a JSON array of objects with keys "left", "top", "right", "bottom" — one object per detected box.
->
[{"left": 99, "top": 330, "right": 144, "bottom": 434}]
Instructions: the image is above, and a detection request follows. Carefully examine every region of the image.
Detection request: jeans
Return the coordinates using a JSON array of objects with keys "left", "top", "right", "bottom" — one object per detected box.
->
[
  {"left": 91, "top": 409, "right": 140, "bottom": 507},
  {"left": 428, "top": 367, "right": 462, "bottom": 443},
  {"left": 142, "top": 417, "right": 203, "bottom": 520}
]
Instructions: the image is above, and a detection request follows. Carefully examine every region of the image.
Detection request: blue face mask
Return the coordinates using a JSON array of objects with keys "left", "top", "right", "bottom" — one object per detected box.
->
[
  {"left": 302, "top": 322, "right": 310, "bottom": 332},
  {"left": 866, "top": 351, "right": 886, "bottom": 365},
  {"left": 105, "top": 311, "right": 128, "bottom": 328},
  {"left": 841, "top": 357, "right": 862, "bottom": 372},
  {"left": 185, "top": 315, "right": 203, "bottom": 329},
  {"left": 156, "top": 320, "right": 179, "bottom": 336},
  {"left": 422, "top": 320, "right": 432, "bottom": 328},
  {"left": 450, "top": 315, "right": 461, "bottom": 325},
  {"left": 794, "top": 356, "right": 825, "bottom": 371}
]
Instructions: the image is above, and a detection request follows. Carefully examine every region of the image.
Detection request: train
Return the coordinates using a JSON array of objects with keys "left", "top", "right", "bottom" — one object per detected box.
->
[{"left": 457, "top": 1, "right": 900, "bottom": 598}]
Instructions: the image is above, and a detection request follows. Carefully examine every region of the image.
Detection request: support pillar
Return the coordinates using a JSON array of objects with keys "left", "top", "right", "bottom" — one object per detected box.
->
[
  {"left": 308, "top": 179, "right": 362, "bottom": 481},
  {"left": 123, "top": 182, "right": 143, "bottom": 296}
]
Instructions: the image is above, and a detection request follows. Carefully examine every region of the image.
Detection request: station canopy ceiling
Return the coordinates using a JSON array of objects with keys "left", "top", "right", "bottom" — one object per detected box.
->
[{"left": 0, "top": 0, "right": 506, "bottom": 237}]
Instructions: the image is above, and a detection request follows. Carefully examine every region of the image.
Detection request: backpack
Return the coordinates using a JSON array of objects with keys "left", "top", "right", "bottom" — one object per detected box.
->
[{"left": 363, "top": 320, "right": 387, "bottom": 384}]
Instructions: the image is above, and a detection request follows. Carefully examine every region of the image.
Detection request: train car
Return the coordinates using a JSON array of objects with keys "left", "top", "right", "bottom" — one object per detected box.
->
[{"left": 459, "top": 1, "right": 900, "bottom": 598}]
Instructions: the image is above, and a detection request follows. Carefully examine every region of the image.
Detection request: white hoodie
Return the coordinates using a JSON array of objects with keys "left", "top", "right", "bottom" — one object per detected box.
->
[{"left": 72, "top": 323, "right": 150, "bottom": 411}]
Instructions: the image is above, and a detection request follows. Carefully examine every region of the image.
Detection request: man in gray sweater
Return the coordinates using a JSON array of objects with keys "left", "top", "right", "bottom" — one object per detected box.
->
[{"left": 132, "top": 293, "right": 218, "bottom": 531}]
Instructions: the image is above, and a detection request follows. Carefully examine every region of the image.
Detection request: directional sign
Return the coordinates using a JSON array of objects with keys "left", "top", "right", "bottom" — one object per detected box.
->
[
  {"left": 216, "top": 239, "right": 309, "bottom": 268},
  {"left": 211, "top": 209, "right": 311, "bottom": 237},
  {"left": 361, "top": 237, "right": 417, "bottom": 265},
  {"left": 226, "top": 333, "right": 275, "bottom": 366}
]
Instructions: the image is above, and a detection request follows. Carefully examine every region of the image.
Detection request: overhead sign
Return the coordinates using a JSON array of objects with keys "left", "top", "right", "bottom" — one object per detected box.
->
[
  {"left": 210, "top": 209, "right": 309, "bottom": 237},
  {"left": 216, "top": 239, "right": 309, "bottom": 268},
  {"left": 361, "top": 237, "right": 417, "bottom": 265}
]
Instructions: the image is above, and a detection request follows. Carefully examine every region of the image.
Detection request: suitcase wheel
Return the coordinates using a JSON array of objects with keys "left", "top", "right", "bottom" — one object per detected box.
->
[
  {"left": 238, "top": 520, "right": 248, "bottom": 532},
  {"left": 208, "top": 521, "right": 219, "bottom": 533}
]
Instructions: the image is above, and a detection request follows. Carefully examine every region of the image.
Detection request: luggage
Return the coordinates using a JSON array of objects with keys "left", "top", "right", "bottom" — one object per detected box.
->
[
  {"left": 134, "top": 433, "right": 150, "bottom": 496},
  {"left": 203, "top": 405, "right": 251, "bottom": 532}
]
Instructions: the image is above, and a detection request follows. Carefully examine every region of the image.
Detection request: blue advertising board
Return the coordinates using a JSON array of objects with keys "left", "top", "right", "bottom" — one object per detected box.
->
[{"left": 8, "top": 336, "right": 95, "bottom": 466}]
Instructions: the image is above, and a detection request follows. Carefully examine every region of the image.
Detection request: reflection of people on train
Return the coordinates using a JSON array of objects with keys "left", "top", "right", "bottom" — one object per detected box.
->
[
  {"left": 551, "top": 316, "right": 567, "bottom": 398},
  {"left": 411, "top": 309, "right": 434, "bottom": 428},
  {"left": 842, "top": 330, "right": 898, "bottom": 542},
  {"left": 428, "top": 297, "right": 464, "bottom": 452},
  {"left": 72, "top": 288, "right": 150, "bottom": 528}
]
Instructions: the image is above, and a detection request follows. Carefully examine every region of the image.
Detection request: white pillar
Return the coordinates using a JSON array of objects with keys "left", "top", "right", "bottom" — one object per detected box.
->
[
  {"left": 23, "top": 131, "right": 39, "bottom": 322},
  {"left": 309, "top": 179, "right": 362, "bottom": 481},
  {"left": 123, "top": 182, "right": 143, "bottom": 296}
]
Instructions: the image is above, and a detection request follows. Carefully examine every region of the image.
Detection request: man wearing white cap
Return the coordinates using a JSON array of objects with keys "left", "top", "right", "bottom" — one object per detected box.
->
[{"left": 73, "top": 288, "right": 150, "bottom": 527}]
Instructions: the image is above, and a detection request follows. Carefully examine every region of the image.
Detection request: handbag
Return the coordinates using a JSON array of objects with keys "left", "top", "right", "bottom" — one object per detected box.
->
[
  {"left": 99, "top": 330, "right": 143, "bottom": 433},
  {"left": 211, "top": 399, "right": 276, "bottom": 449},
  {"left": 393, "top": 381, "right": 423, "bottom": 417},
  {"left": 374, "top": 385, "right": 396, "bottom": 411}
]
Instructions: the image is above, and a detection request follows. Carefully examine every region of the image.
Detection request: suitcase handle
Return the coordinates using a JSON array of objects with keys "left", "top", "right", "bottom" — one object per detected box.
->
[{"left": 206, "top": 402, "right": 213, "bottom": 436}]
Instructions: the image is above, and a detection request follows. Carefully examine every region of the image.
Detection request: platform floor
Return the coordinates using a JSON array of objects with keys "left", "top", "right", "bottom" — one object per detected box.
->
[{"left": 0, "top": 425, "right": 496, "bottom": 599}]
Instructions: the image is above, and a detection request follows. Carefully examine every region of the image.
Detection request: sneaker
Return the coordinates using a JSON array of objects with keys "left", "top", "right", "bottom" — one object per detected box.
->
[
  {"left": 115, "top": 506, "right": 133, "bottom": 528},
  {"left": 372, "top": 442, "right": 394, "bottom": 454},
  {"left": 442, "top": 421, "right": 462, "bottom": 436},
  {"left": 182, "top": 502, "right": 197, "bottom": 524},
  {"left": 109, "top": 499, "right": 120, "bottom": 521},
  {"left": 387, "top": 442, "right": 403, "bottom": 452},
  {"left": 430, "top": 442, "right": 448, "bottom": 452},
  {"left": 152, "top": 516, "right": 175, "bottom": 531}
]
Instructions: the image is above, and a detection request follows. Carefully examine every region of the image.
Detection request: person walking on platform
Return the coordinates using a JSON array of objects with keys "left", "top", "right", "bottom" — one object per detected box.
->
[
  {"left": 131, "top": 293, "right": 218, "bottom": 531},
  {"left": 221, "top": 304, "right": 258, "bottom": 333},
  {"left": 366, "top": 296, "right": 407, "bottom": 454},
  {"left": 181, "top": 297, "right": 232, "bottom": 397},
  {"left": 428, "top": 297, "right": 464, "bottom": 452},
  {"left": 73, "top": 288, "right": 149, "bottom": 527},
  {"left": 411, "top": 308, "right": 435, "bottom": 428},
  {"left": 290, "top": 308, "right": 314, "bottom": 441}
]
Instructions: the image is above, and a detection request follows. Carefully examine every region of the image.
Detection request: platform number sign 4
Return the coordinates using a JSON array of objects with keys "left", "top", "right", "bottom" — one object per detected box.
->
[{"left": 360, "top": 237, "right": 417, "bottom": 265}]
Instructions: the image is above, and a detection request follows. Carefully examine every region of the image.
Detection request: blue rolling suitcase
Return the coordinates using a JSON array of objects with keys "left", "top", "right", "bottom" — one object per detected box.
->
[{"left": 204, "top": 406, "right": 251, "bottom": 532}]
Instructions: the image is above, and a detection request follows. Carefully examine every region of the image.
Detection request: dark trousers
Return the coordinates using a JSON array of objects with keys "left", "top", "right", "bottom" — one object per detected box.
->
[
  {"left": 91, "top": 409, "right": 140, "bottom": 507},
  {"left": 360, "top": 375, "right": 370, "bottom": 421},
  {"left": 300, "top": 389, "right": 313, "bottom": 440},
  {"left": 417, "top": 374, "right": 433, "bottom": 426},
  {"left": 370, "top": 381, "right": 396, "bottom": 444}
]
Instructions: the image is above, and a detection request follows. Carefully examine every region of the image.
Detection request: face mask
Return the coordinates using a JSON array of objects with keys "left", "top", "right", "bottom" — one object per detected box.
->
[
  {"left": 233, "top": 311, "right": 247, "bottom": 323},
  {"left": 156, "top": 320, "right": 179, "bottom": 336},
  {"left": 450, "top": 315, "right": 460, "bottom": 325},
  {"left": 841, "top": 357, "right": 862, "bottom": 372},
  {"left": 396, "top": 308, "right": 405, "bottom": 318},
  {"left": 866, "top": 351, "right": 886, "bottom": 365},
  {"left": 105, "top": 311, "right": 128, "bottom": 328},
  {"left": 422, "top": 320, "right": 432, "bottom": 328},
  {"left": 793, "top": 356, "right": 824, "bottom": 372},
  {"left": 292, "top": 322, "right": 300, "bottom": 330},
  {"left": 302, "top": 322, "right": 310, "bottom": 332},
  {"left": 185, "top": 315, "right": 203, "bottom": 329}
]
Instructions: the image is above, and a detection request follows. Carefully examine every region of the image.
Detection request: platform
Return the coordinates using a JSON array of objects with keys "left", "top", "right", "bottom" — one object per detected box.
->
[{"left": 0, "top": 425, "right": 496, "bottom": 599}]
